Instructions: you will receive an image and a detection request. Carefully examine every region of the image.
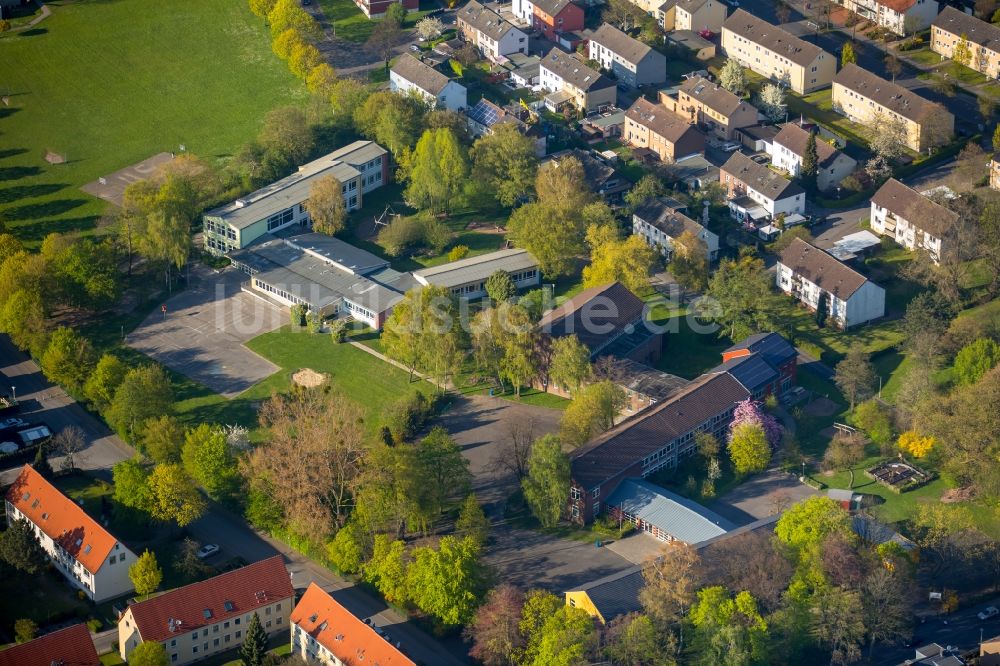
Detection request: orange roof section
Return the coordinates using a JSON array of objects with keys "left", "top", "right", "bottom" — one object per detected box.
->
[
  {"left": 0, "top": 623, "right": 100, "bottom": 666},
  {"left": 290, "top": 583, "right": 416, "bottom": 666},
  {"left": 4, "top": 464, "right": 119, "bottom": 574}
]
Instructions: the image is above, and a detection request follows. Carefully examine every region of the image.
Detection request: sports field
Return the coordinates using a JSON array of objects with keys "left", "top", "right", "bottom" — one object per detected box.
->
[{"left": 0, "top": 0, "right": 304, "bottom": 246}]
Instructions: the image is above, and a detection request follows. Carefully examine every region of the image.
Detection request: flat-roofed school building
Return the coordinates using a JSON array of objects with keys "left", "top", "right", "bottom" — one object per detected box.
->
[{"left": 412, "top": 248, "right": 540, "bottom": 299}]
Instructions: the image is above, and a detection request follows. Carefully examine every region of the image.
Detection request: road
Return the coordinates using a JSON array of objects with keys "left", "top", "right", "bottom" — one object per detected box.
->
[
  {"left": 0, "top": 336, "right": 468, "bottom": 665},
  {"left": 872, "top": 596, "right": 1000, "bottom": 665}
]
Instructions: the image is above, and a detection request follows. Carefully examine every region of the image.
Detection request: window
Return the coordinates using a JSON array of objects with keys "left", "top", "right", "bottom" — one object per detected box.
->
[
  {"left": 236, "top": 630, "right": 242, "bottom": 639},
  {"left": 171, "top": 655, "right": 177, "bottom": 663},
  {"left": 591, "top": 487, "right": 600, "bottom": 499},
  {"left": 224, "top": 621, "right": 230, "bottom": 629},
  {"left": 170, "top": 640, "right": 176, "bottom": 648},
  {"left": 192, "top": 647, "right": 198, "bottom": 655}
]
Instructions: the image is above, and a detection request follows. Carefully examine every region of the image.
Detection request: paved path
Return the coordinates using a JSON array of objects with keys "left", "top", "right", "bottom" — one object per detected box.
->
[{"left": 6, "top": 2, "right": 51, "bottom": 34}]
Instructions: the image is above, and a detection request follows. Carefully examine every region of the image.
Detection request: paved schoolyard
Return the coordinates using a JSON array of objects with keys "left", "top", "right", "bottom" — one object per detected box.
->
[
  {"left": 709, "top": 469, "right": 820, "bottom": 526},
  {"left": 126, "top": 267, "right": 286, "bottom": 398}
]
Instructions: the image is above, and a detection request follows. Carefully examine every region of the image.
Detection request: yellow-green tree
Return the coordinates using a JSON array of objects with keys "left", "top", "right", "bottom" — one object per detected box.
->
[
  {"left": 469, "top": 123, "right": 539, "bottom": 207},
  {"left": 403, "top": 127, "right": 469, "bottom": 213},
  {"left": 897, "top": 430, "right": 935, "bottom": 458},
  {"left": 582, "top": 224, "right": 657, "bottom": 294},
  {"left": 953, "top": 33, "right": 972, "bottom": 67},
  {"left": 306, "top": 63, "right": 338, "bottom": 96},
  {"left": 559, "top": 381, "right": 625, "bottom": 448},
  {"left": 305, "top": 175, "right": 347, "bottom": 236},
  {"left": 129, "top": 549, "right": 163, "bottom": 599},
  {"left": 147, "top": 464, "right": 206, "bottom": 527},
  {"left": 522, "top": 435, "right": 570, "bottom": 528},
  {"left": 548, "top": 335, "right": 592, "bottom": 394},
  {"left": 272, "top": 28, "right": 303, "bottom": 60},
  {"left": 727, "top": 422, "right": 771, "bottom": 475},
  {"left": 289, "top": 41, "right": 323, "bottom": 79}
]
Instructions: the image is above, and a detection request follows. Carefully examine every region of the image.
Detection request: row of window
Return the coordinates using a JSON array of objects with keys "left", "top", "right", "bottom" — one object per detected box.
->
[
  {"left": 266, "top": 208, "right": 295, "bottom": 232},
  {"left": 253, "top": 279, "right": 312, "bottom": 307},
  {"left": 206, "top": 237, "right": 236, "bottom": 253},
  {"left": 344, "top": 299, "right": 374, "bottom": 321},
  {"left": 206, "top": 219, "right": 237, "bottom": 240},
  {"left": 162, "top": 612, "right": 283, "bottom": 662}
]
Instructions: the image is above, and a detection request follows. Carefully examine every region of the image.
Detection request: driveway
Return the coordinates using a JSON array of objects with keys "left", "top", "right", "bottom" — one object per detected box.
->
[
  {"left": 126, "top": 267, "right": 285, "bottom": 398},
  {"left": 708, "top": 469, "right": 820, "bottom": 526}
]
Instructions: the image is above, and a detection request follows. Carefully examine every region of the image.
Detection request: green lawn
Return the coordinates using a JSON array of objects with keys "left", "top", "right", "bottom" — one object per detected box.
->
[
  {"left": 319, "top": 0, "right": 432, "bottom": 43},
  {"left": 0, "top": 0, "right": 304, "bottom": 247},
  {"left": 902, "top": 47, "right": 944, "bottom": 67},
  {"left": 784, "top": 88, "right": 873, "bottom": 150},
  {"left": 651, "top": 310, "right": 731, "bottom": 380}
]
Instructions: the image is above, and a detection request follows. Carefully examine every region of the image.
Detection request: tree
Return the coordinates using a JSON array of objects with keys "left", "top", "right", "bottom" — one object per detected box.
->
[
  {"left": 823, "top": 431, "right": 865, "bottom": 488},
  {"left": 81, "top": 353, "right": 124, "bottom": 413},
  {"left": 624, "top": 174, "right": 665, "bottom": 212},
  {"left": 140, "top": 415, "right": 184, "bottom": 464},
  {"left": 106, "top": 365, "right": 174, "bottom": 441},
  {"left": 485, "top": 270, "right": 517, "bottom": 303},
  {"left": 470, "top": 121, "right": 538, "bottom": 207},
  {"left": 411, "top": 427, "right": 473, "bottom": 521},
  {"left": 404, "top": 127, "right": 469, "bottom": 213},
  {"left": 306, "top": 62, "right": 338, "bottom": 96},
  {"left": 640, "top": 542, "right": 701, "bottom": 629},
  {"left": 954, "top": 32, "right": 973, "bottom": 66},
  {"left": 0, "top": 518, "right": 47, "bottom": 574},
  {"left": 174, "top": 537, "right": 211, "bottom": 582},
  {"left": 289, "top": 40, "right": 322, "bottom": 79},
  {"left": 465, "top": 584, "right": 526, "bottom": 666},
  {"left": 382, "top": 285, "right": 466, "bottom": 387},
  {"left": 147, "top": 464, "right": 206, "bottom": 527},
  {"left": 181, "top": 424, "right": 236, "bottom": 498},
  {"left": 363, "top": 535, "right": 410, "bottom": 604},
  {"left": 33, "top": 444, "right": 54, "bottom": 480},
  {"left": 523, "top": 604, "right": 598, "bottom": 666},
  {"left": 689, "top": 587, "right": 769, "bottom": 665},
  {"left": 701, "top": 252, "right": 777, "bottom": 341},
  {"left": 852, "top": 400, "right": 893, "bottom": 448},
  {"left": 456, "top": 494, "right": 490, "bottom": 546},
  {"left": 13, "top": 618, "right": 37, "bottom": 644},
  {"left": 953, "top": 337, "right": 1000, "bottom": 384},
  {"left": 810, "top": 587, "right": 865, "bottom": 665},
  {"left": 884, "top": 53, "right": 902, "bottom": 82},
  {"left": 407, "top": 535, "right": 486, "bottom": 625},
  {"left": 416, "top": 15, "right": 445, "bottom": 40},
  {"left": 897, "top": 430, "right": 935, "bottom": 458},
  {"left": 268, "top": 0, "right": 320, "bottom": 40},
  {"left": 776, "top": 0, "right": 792, "bottom": 22},
  {"left": 774, "top": 496, "right": 850, "bottom": 554},
  {"left": 759, "top": 83, "right": 787, "bottom": 123},
  {"left": 868, "top": 111, "right": 908, "bottom": 165},
  {"left": 731, "top": 398, "right": 782, "bottom": 448},
  {"left": 862, "top": 567, "right": 914, "bottom": 658},
  {"left": 582, "top": 224, "right": 657, "bottom": 294},
  {"left": 800, "top": 129, "right": 819, "bottom": 193},
  {"left": 670, "top": 230, "right": 710, "bottom": 292},
  {"left": 490, "top": 419, "right": 536, "bottom": 482},
  {"left": 834, "top": 345, "right": 875, "bottom": 410},
  {"left": 129, "top": 549, "right": 163, "bottom": 599},
  {"left": 40, "top": 326, "right": 94, "bottom": 392},
  {"left": 129, "top": 642, "right": 169, "bottom": 666},
  {"left": 522, "top": 435, "right": 570, "bottom": 528},
  {"left": 112, "top": 457, "right": 152, "bottom": 512},
  {"left": 728, "top": 423, "right": 771, "bottom": 475},
  {"left": 559, "top": 381, "right": 625, "bottom": 448},
  {"left": 841, "top": 42, "right": 857, "bottom": 67},
  {"left": 240, "top": 613, "right": 268, "bottom": 666},
  {"left": 51, "top": 425, "right": 87, "bottom": 473},
  {"left": 385, "top": 1, "right": 407, "bottom": 23},
  {"left": 305, "top": 175, "right": 347, "bottom": 236},
  {"left": 548, "top": 335, "right": 592, "bottom": 393},
  {"left": 701, "top": 530, "right": 792, "bottom": 613},
  {"left": 719, "top": 59, "right": 748, "bottom": 96},
  {"left": 367, "top": 14, "right": 404, "bottom": 68},
  {"left": 259, "top": 106, "right": 314, "bottom": 167},
  {"left": 603, "top": 0, "right": 644, "bottom": 30}
]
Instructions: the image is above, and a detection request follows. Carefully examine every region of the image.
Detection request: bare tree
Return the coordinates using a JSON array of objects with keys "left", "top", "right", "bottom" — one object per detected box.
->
[
  {"left": 700, "top": 531, "right": 792, "bottom": 612},
  {"left": 884, "top": 53, "right": 902, "bottom": 82},
  {"left": 51, "top": 425, "right": 87, "bottom": 473},
  {"left": 863, "top": 567, "right": 915, "bottom": 659},
  {"left": 489, "top": 418, "right": 535, "bottom": 482},
  {"left": 640, "top": 542, "right": 702, "bottom": 632},
  {"left": 367, "top": 16, "right": 404, "bottom": 69}
]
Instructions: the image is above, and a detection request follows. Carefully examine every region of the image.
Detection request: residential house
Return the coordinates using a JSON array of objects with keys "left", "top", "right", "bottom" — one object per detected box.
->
[
  {"left": 539, "top": 48, "right": 617, "bottom": 112},
  {"left": 0, "top": 624, "right": 100, "bottom": 666},
  {"left": 982, "top": 635, "right": 1000, "bottom": 666},
  {"left": 776, "top": 238, "right": 886, "bottom": 328},
  {"left": 671, "top": 153, "right": 720, "bottom": 189},
  {"left": 870, "top": 178, "right": 958, "bottom": 264},
  {"left": 568, "top": 371, "right": 750, "bottom": 524},
  {"left": 660, "top": 75, "right": 759, "bottom": 139},
  {"left": 721, "top": 10, "right": 836, "bottom": 94},
  {"left": 624, "top": 97, "right": 706, "bottom": 162},
  {"left": 735, "top": 124, "right": 781, "bottom": 152},
  {"left": 203, "top": 141, "right": 388, "bottom": 254},
  {"left": 5, "top": 465, "right": 137, "bottom": 603},
  {"left": 353, "top": 0, "right": 417, "bottom": 19},
  {"left": 544, "top": 148, "right": 632, "bottom": 202},
  {"left": 932, "top": 6, "right": 1000, "bottom": 78},
  {"left": 767, "top": 122, "right": 858, "bottom": 192},
  {"left": 632, "top": 196, "right": 719, "bottom": 261},
  {"left": 721, "top": 332, "right": 798, "bottom": 396},
  {"left": 458, "top": 1, "right": 528, "bottom": 61},
  {"left": 588, "top": 23, "right": 667, "bottom": 88},
  {"left": 992, "top": 153, "right": 1000, "bottom": 191},
  {"left": 390, "top": 54, "right": 467, "bottom": 111},
  {"left": 832, "top": 63, "right": 953, "bottom": 152},
  {"left": 290, "top": 583, "right": 415, "bottom": 666},
  {"left": 655, "top": 0, "right": 728, "bottom": 32},
  {"left": 837, "top": 0, "right": 938, "bottom": 35},
  {"left": 720, "top": 151, "right": 806, "bottom": 222},
  {"left": 118, "top": 556, "right": 294, "bottom": 665},
  {"left": 412, "top": 248, "right": 540, "bottom": 299},
  {"left": 512, "top": 0, "right": 585, "bottom": 41},
  {"left": 539, "top": 281, "right": 662, "bottom": 366},
  {"left": 607, "top": 478, "right": 735, "bottom": 542},
  {"left": 580, "top": 108, "right": 627, "bottom": 140},
  {"left": 667, "top": 29, "right": 717, "bottom": 60},
  {"left": 465, "top": 98, "right": 548, "bottom": 156},
  {"left": 908, "top": 644, "right": 966, "bottom": 666}
]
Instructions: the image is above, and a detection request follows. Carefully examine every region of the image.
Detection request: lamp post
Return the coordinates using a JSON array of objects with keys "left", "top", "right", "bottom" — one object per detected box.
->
[
  {"left": 801, "top": 461, "right": 806, "bottom": 480},
  {"left": 10, "top": 386, "right": 15, "bottom": 401}
]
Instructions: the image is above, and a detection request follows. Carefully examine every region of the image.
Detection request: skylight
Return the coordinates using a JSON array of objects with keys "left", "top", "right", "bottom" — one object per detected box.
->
[
  {"left": 224, "top": 601, "right": 235, "bottom": 612},
  {"left": 203, "top": 609, "right": 213, "bottom": 619}
]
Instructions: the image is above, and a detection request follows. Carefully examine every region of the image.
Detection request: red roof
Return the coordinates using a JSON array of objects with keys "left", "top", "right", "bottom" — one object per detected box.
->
[
  {"left": 0, "top": 623, "right": 100, "bottom": 666},
  {"left": 128, "top": 556, "right": 294, "bottom": 643},
  {"left": 4, "top": 464, "right": 119, "bottom": 574},
  {"left": 290, "top": 583, "right": 416, "bottom": 666}
]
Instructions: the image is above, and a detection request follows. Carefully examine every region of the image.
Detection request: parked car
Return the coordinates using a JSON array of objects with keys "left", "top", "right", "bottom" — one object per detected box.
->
[
  {"left": 979, "top": 607, "right": 999, "bottom": 621},
  {"left": 721, "top": 142, "right": 741, "bottom": 152},
  {"left": 698, "top": 29, "right": 715, "bottom": 39},
  {"left": 196, "top": 544, "right": 220, "bottom": 559},
  {"left": 409, "top": 44, "right": 421, "bottom": 52},
  {"left": 0, "top": 417, "right": 26, "bottom": 430}
]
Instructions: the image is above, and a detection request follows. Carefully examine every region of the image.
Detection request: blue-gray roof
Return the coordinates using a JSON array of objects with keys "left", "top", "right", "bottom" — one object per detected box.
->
[
  {"left": 725, "top": 332, "right": 798, "bottom": 368},
  {"left": 709, "top": 353, "right": 778, "bottom": 394},
  {"left": 567, "top": 566, "right": 643, "bottom": 622},
  {"left": 607, "top": 479, "right": 734, "bottom": 544}
]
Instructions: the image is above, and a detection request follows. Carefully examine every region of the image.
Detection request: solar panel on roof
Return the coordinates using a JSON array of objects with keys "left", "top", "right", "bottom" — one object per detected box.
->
[{"left": 467, "top": 99, "right": 502, "bottom": 127}]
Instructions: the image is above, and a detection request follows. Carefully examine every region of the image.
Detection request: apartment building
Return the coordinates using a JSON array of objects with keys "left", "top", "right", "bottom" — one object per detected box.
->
[
  {"left": 0, "top": 624, "right": 100, "bottom": 666},
  {"left": 624, "top": 97, "right": 706, "bottom": 162},
  {"left": 832, "top": 63, "right": 953, "bottom": 152},
  {"left": 539, "top": 48, "right": 617, "bottom": 112},
  {"left": 767, "top": 122, "right": 858, "bottom": 192},
  {"left": 353, "top": 0, "right": 417, "bottom": 18},
  {"left": 290, "top": 583, "right": 415, "bottom": 666},
  {"left": 390, "top": 54, "right": 467, "bottom": 110},
  {"left": 721, "top": 9, "right": 836, "bottom": 94},
  {"left": 632, "top": 196, "right": 719, "bottom": 261},
  {"left": 5, "top": 465, "right": 136, "bottom": 603},
  {"left": 932, "top": 6, "right": 1000, "bottom": 78},
  {"left": 837, "top": 0, "right": 938, "bottom": 35},
  {"left": 457, "top": 0, "right": 528, "bottom": 61},
  {"left": 660, "top": 75, "right": 759, "bottom": 139},
  {"left": 776, "top": 238, "right": 886, "bottom": 328},
  {"left": 720, "top": 151, "right": 805, "bottom": 221},
  {"left": 512, "top": 0, "right": 585, "bottom": 41},
  {"left": 657, "top": 0, "right": 728, "bottom": 32},
  {"left": 588, "top": 23, "right": 667, "bottom": 88},
  {"left": 203, "top": 141, "right": 388, "bottom": 254},
  {"left": 118, "top": 556, "right": 294, "bottom": 665},
  {"left": 869, "top": 178, "right": 958, "bottom": 264}
]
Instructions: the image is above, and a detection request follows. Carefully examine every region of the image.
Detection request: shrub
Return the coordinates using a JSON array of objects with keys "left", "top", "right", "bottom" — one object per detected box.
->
[
  {"left": 448, "top": 245, "right": 470, "bottom": 262},
  {"left": 306, "top": 311, "right": 322, "bottom": 334},
  {"left": 290, "top": 304, "right": 307, "bottom": 327},
  {"left": 87, "top": 617, "right": 102, "bottom": 632},
  {"left": 14, "top": 618, "right": 37, "bottom": 643},
  {"left": 382, "top": 391, "right": 439, "bottom": 443},
  {"left": 329, "top": 319, "right": 349, "bottom": 343}
]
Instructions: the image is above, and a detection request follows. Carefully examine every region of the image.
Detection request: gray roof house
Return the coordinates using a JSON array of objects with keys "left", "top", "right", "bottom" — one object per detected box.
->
[
  {"left": 632, "top": 196, "right": 719, "bottom": 261},
  {"left": 607, "top": 478, "right": 735, "bottom": 544},
  {"left": 390, "top": 54, "right": 468, "bottom": 111},
  {"left": 588, "top": 23, "right": 667, "bottom": 88}
]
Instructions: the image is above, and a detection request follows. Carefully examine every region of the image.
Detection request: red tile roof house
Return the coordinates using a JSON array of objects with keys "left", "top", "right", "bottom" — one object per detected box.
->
[
  {"left": 0, "top": 623, "right": 100, "bottom": 666},
  {"left": 4, "top": 464, "right": 138, "bottom": 603},
  {"left": 290, "top": 582, "right": 416, "bottom": 666},
  {"left": 118, "top": 555, "right": 294, "bottom": 665},
  {"left": 512, "top": 0, "right": 585, "bottom": 42}
]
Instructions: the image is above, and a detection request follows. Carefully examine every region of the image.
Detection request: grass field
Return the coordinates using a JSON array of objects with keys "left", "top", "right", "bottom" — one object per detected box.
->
[
  {"left": 319, "top": 0, "right": 432, "bottom": 43},
  {"left": 0, "top": 0, "right": 303, "bottom": 246}
]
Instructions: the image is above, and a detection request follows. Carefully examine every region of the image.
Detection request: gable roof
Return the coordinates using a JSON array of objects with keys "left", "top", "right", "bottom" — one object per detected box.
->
[
  {"left": 590, "top": 23, "right": 655, "bottom": 64},
  {"left": 933, "top": 6, "right": 1000, "bottom": 51},
  {"left": 458, "top": 0, "right": 522, "bottom": 41},
  {"left": 571, "top": 372, "right": 750, "bottom": 489},
  {"left": 724, "top": 332, "right": 798, "bottom": 368},
  {"left": 772, "top": 123, "right": 846, "bottom": 169},
  {"left": 566, "top": 566, "right": 643, "bottom": 622},
  {"left": 5, "top": 465, "right": 121, "bottom": 575},
  {"left": 626, "top": 97, "right": 702, "bottom": 144},
  {"left": 833, "top": 63, "right": 943, "bottom": 125},
  {"left": 778, "top": 238, "right": 871, "bottom": 299},
  {"left": 0, "top": 624, "right": 100, "bottom": 666},
  {"left": 679, "top": 76, "right": 750, "bottom": 117},
  {"left": 547, "top": 149, "right": 628, "bottom": 191},
  {"left": 291, "top": 583, "right": 416, "bottom": 666},
  {"left": 876, "top": 0, "right": 918, "bottom": 12},
  {"left": 723, "top": 9, "right": 829, "bottom": 67},
  {"left": 607, "top": 478, "right": 734, "bottom": 543},
  {"left": 633, "top": 197, "right": 707, "bottom": 239},
  {"left": 721, "top": 151, "right": 804, "bottom": 201},
  {"left": 128, "top": 556, "right": 294, "bottom": 643},
  {"left": 538, "top": 282, "right": 646, "bottom": 356},
  {"left": 870, "top": 178, "right": 959, "bottom": 238},
  {"left": 541, "top": 48, "right": 615, "bottom": 92},
  {"left": 391, "top": 53, "right": 452, "bottom": 96},
  {"left": 708, "top": 352, "right": 779, "bottom": 394},
  {"left": 532, "top": 0, "right": 576, "bottom": 18}
]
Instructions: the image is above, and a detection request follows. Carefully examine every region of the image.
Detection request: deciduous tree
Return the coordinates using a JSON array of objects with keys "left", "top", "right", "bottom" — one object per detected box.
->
[
  {"left": 406, "top": 535, "right": 486, "bottom": 626},
  {"left": 140, "top": 415, "right": 184, "bottom": 464},
  {"left": 106, "top": 365, "right": 174, "bottom": 441},
  {"left": 51, "top": 425, "right": 87, "bottom": 473},
  {"left": 774, "top": 496, "right": 850, "bottom": 554},
  {"left": 40, "top": 326, "right": 94, "bottom": 392},
  {"left": 834, "top": 345, "right": 875, "bottom": 410},
  {"left": 404, "top": 127, "right": 469, "bottom": 213},
  {"left": 759, "top": 83, "right": 787, "bottom": 123},
  {"left": 382, "top": 285, "right": 467, "bottom": 387},
  {"left": 113, "top": 457, "right": 152, "bottom": 512},
  {"left": 640, "top": 542, "right": 701, "bottom": 628},
  {"left": 823, "top": 430, "right": 865, "bottom": 487},
  {"left": 363, "top": 535, "right": 409, "bottom": 605},
  {"left": 129, "top": 642, "right": 169, "bottom": 666},
  {"left": 953, "top": 337, "right": 1000, "bottom": 384},
  {"left": 841, "top": 42, "right": 857, "bottom": 66},
  {"left": 465, "top": 584, "right": 526, "bottom": 666},
  {"left": 416, "top": 16, "right": 445, "bottom": 40},
  {"left": 147, "top": 464, "right": 206, "bottom": 527},
  {"left": 728, "top": 423, "right": 771, "bottom": 475},
  {"left": 701, "top": 252, "right": 777, "bottom": 341},
  {"left": 181, "top": 424, "right": 236, "bottom": 498},
  {"left": 671, "top": 229, "right": 710, "bottom": 292},
  {"left": 810, "top": 587, "right": 865, "bottom": 665},
  {"left": 582, "top": 224, "right": 657, "bottom": 294},
  {"left": 719, "top": 59, "right": 748, "bottom": 96},
  {"left": 0, "top": 518, "right": 47, "bottom": 574},
  {"left": 548, "top": 335, "right": 592, "bottom": 393},
  {"left": 485, "top": 270, "right": 517, "bottom": 303},
  {"left": 305, "top": 175, "right": 347, "bottom": 235},
  {"left": 470, "top": 123, "right": 538, "bottom": 207},
  {"left": 522, "top": 435, "right": 570, "bottom": 528},
  {"left": 559, "top": 381, "right": 625, "bottom": 448},
  {"left": 83, "top": 353, "right": 127, "bottom": 413},
  {"left": 456, "top": 493, "right": 490, "bottom": 546},
  {"left": 129, "top": 549, "right": 163, "bottom": 599},
  {"left": 800, "top": 129, "right": 819, "bottom": 193}
]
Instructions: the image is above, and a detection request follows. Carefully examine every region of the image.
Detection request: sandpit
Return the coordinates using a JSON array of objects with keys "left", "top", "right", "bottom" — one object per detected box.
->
[{"left": 292, "top": 368, "right": 328, "bottom": 388}]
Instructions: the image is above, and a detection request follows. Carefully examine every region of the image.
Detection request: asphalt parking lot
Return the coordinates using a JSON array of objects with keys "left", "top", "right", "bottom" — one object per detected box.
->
[{"left": 126, "top": 267, "right": 285, "bottom": 397}]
